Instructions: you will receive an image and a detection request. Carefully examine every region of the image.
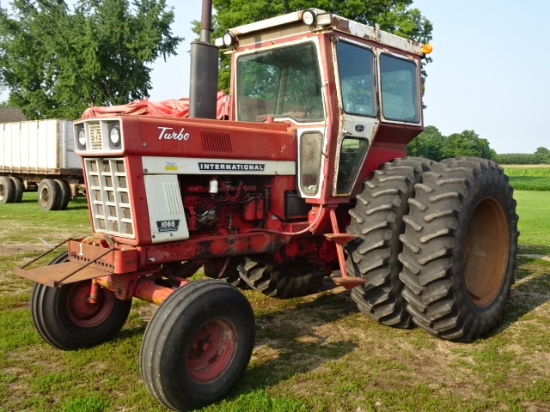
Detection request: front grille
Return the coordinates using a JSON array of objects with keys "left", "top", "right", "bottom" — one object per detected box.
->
[{"left": 85, "top": 158, "right": 134, "bottom": 238}]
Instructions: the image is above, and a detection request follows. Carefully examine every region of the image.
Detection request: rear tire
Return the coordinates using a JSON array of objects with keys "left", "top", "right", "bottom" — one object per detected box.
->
[
  {"left": 10, "top": 177, "right": 24, "bottom": 203},
  {"left": 31, "top": 252, "right": 132, "bottom": 350},
  {"left": 238, "top": 258, "right": 324, "bottom": 298},
  {"left": 347, "top": 157, "right": 433, "bottom": 328},
  {"left": 203, "top": 257, "right": 248, "bottom": 289},
  {"left": 37, "top": 179, "right": 60, "bottom": 210},
  {"left": 399, "top": 157, "right": 518, "bottom": 342},
  {"left": 54, "top": 179, "right": 71, "bottom": 210},
  {"left": 140, "top": 280, "right": 255, "bottom": 411},
  {"left": 0, "top": 176, "right": 15, "bottom": 203}
]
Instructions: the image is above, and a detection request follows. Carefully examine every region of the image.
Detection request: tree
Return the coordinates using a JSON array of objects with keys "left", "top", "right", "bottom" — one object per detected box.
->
[
  {"left": 443, "top": 130, "right": 496, "bottom": 160},
  {"left": 407, "top": 125, "right": 444, "bottom": 161},
  {"left": 534, "top": 147, "right": 550, "bottom": 164},
  {"left": 0, "top": 0, "right": 182, "bottom": 119},
  {"left": 207, "top": 0, "right": 433, "bottom": 90}
]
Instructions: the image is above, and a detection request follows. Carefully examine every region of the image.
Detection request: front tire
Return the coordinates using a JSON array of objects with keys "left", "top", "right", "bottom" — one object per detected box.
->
[
  {"left": 399, "top": 157, "right": 518, "bottom": 342},
  {"left": 347, "top": 157, "right": 433, "bottom": 328},
  {"left": 140, "top": 280, "right": 255, "bottom": 411},
  {"left": 31, "top": 252, "right": 132, "bottom": 350}
]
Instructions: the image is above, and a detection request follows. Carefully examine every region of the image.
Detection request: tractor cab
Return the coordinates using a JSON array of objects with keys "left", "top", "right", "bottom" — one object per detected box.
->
[{"left": 217, "top": 9, "right": 430, "bottom": 202}]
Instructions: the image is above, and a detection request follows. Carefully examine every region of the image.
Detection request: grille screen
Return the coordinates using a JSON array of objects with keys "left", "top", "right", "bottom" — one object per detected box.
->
[
  {"left": 201, "top": 130, "right": 233, "bottom": 152},
  {"left": 85, "top": 158, "right": 134, "bottom": 238}
]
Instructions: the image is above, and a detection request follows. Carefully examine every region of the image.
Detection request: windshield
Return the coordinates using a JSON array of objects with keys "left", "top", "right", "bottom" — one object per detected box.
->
[
  {"left": 236, "top": 42, "right": 324, "bottom": 122},
  {"left": 336, "top": 41, "right": 375, "bottom": 117}
]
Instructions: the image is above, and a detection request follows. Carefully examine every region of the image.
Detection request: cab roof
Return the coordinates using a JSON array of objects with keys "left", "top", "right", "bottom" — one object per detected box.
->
[{"left": 216, "top": 9, "right": 426, "bottom": 56}]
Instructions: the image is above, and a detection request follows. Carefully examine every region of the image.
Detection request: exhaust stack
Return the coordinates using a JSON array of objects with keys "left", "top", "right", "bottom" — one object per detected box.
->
[{"left": 189, "top": 0, "right": 218, "bottom": 119}]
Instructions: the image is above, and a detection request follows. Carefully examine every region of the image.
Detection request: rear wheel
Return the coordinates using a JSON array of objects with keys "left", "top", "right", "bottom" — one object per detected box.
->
[
  {"left": 347, "top": 157, "right": 433, "bottom": 328},
  {"left": 31, "top": 252, "right": 132, "bottom": 350},
  {"left": 399, "top": 157, "right": 518, "bottom": 342},
  {"left": 54, "top": 179, "right": 71, "bottom": 210},
  {"left": 204, "top": 257, "right": 248, "bottom": 289},
  {"left": 0, "top": 176, "right": 15, "bottom": 203},
  {"left": 140, "top": 279, "right": 255, "bottom": 411},
  {"left": 37, "top": 179, "right": 60, "bottom": 210},
  {"left": 238, "top": 258, "right": 324, "bottom": 298},
  {"left": 10, "top": 177, "right": 24, "bottom": 203}
]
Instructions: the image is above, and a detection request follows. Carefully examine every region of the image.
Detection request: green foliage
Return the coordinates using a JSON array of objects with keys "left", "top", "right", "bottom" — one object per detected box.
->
[
  {"left": 0, "top": 0, "right": 182, "bottom": 119},
  {"left": 408, "top": 126, "right": 496, "bottom": 161},
  {"left": 491, "top": 148, "right": 550, "bottom": 165},
  {"left": 208, "top": 0, "right": 433, "bottom": 90},
  {"left": 494, "top": 153, "right": 540, "bottom": 164},
  {"left": 534, "top": 147, "right": 550, "bottom": 163},
  {"left": 407, "top": 125, "right": 445, "bottom": 160},
  {"left": 443, "top": 129, "right": 496, "bottom": 160}
]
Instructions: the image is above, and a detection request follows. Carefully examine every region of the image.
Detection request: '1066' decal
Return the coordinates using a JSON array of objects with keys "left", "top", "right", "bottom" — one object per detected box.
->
[
  {"left": 158, "top": 126, "right": 190, "bottom": 141},
  {"left": 157, "top": 220, "right": 180, "bottom": 232}
]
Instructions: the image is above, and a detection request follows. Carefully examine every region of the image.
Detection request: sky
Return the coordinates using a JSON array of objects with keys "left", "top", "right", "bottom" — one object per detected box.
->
[{"left": 2, "top": 1, "right": 548, "bottom": 154}]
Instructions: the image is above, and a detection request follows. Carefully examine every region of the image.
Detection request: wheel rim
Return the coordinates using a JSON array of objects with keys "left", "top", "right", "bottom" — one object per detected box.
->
[
  {"left": 39, "top": 187, "right": 50, "bottom": 206},
  {"left": 463, "top": 197, "right": 509, "bottom": 307},
  {"left": 66, "top": 282, "right": 116, "bottom": 327},
  {"left": 187, "top": 319, "right": 237, "bottom": 383}
]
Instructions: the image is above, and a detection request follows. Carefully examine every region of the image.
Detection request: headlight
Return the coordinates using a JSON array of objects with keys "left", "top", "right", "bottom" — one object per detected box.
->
[
  {"left": 109, "top": 124, "right": 121, "bottom": 146},
  {"left": 222, "top": 31, "right": 237, "bottom": 48},
  {"left": 302, "top": 9, "right": 316, "bottom": 26},
  {"left": 76, "top": 126, "right": 86, "bottom": 149}
]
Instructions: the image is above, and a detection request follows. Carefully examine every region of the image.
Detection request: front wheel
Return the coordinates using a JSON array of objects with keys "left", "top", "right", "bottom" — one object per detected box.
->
[
  {"left": 31, "top": 252, "right": 132, "bottom": 350},
  {"left": 140, "top": 279, "right": 255, "bottom": 411},
  {"left": 399, "top": 157, "right": 518, "bottom": 342}
]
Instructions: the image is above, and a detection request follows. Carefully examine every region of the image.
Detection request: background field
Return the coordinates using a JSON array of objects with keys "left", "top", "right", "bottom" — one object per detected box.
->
[
  {"left": 0, "top": 186, "right": 549, "bottom": 412},
  {"left": 502, "top": 166, "right": 550, "bottom": 191}
]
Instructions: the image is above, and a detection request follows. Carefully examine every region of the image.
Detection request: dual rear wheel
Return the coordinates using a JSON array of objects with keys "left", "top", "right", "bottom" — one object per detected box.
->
[
  {"left": 347, "top": 157, "right": 518, "bottom": 342},
  {"left": 0, "top": 176, "right": 24, "bottom": 203}
]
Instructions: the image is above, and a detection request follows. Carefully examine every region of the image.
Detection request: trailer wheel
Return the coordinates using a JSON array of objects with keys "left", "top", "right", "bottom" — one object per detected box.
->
[
  {"left": 140, "top": 279, "right": 255, "bottom": 411},
  {"left": 346, "top": 157, "right": 433, "bottom": 328},
  {"left": 0, "top": 176, "right": 15, "bottom": 203},
  {"left": 238, "top": 258, "right": 324, "bottom": 298},
  {"left": 54, "top": 179, "right": 71, "bottom": 210},
  {"left": 399, "top": 157, "right": 518, "bottom": 342},
  {"left": 9, "top": 177, "right": 24, "bottom": 202},
  {"left": 30, "top": 252, "right": 132, "bottom": 350},
  {"left": 37, "top": 179, "right": 60, "bottom": 210}
]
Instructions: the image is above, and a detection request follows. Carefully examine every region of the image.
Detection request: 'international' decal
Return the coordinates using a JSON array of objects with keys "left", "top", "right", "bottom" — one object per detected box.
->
[{"left": 199, "top": 162, "right": 265, "bottom": 171}]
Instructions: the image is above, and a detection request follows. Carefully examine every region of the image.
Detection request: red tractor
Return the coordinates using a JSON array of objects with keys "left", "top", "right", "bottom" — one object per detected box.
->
[{"left": 15, "top": 5, "right": 518, "bottom": 411}]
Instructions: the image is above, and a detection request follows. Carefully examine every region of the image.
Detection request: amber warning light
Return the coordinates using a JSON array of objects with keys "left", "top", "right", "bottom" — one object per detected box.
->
[{"left": 421, "top": 43, "right": 433, "bottom": 55}]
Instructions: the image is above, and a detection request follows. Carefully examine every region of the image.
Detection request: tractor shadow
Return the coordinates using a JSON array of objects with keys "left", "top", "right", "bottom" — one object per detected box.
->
[
  {"left": 237, "top": 286, "right": 360, "bottom": 394},
  {"left": 496, "top": 254, "right": 550, "bottom": 334}
]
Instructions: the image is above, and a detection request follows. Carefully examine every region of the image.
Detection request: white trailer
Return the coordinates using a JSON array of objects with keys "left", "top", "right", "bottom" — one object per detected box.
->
[{"left": 0, "top": 119, "right": 83, "bottom": 210}]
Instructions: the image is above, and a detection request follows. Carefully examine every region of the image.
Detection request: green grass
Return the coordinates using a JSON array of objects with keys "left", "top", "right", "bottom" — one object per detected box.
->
[
  {"left": 0, "top": 191, "right": 549, "bottom": 412},
  {"left": 515, "top": 190, "right": 550, "bottom": 254}
]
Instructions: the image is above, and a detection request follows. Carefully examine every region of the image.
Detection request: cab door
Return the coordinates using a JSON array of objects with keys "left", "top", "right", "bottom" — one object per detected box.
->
[{"left": 333, "top": 40, "right": 379, "bottom": 196}]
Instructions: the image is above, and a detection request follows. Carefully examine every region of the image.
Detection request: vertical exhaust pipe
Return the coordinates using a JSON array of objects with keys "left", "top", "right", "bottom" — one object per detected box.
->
[{"left": 189, "top": 0, "right": 218, "bottom": 119}]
